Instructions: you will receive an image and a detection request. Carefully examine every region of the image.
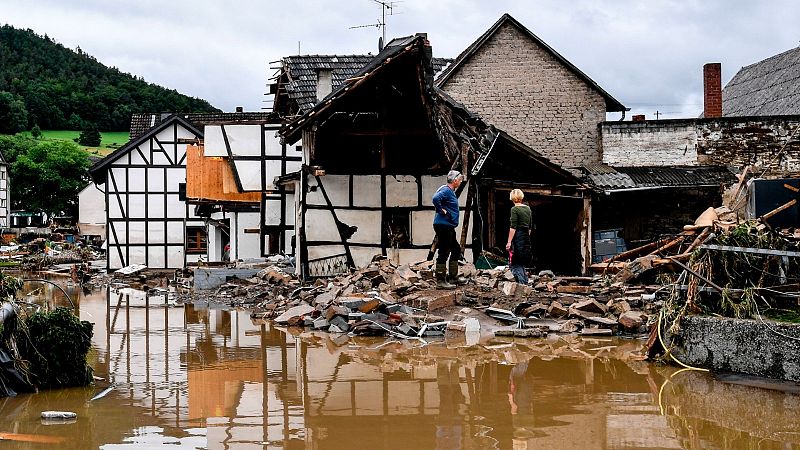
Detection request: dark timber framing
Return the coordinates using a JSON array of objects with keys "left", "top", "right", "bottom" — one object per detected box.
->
[
  {"left": 89, "top": 115, "right": 205, "bottom": 269},
  {"left": 258, "top": 124, "right": 301, "bottom": 257}
]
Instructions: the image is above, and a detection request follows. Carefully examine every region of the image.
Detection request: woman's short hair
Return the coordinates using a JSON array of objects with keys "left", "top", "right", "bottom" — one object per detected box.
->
[{"left": 509, "top": 189, "right": 524, "bottom": 203}]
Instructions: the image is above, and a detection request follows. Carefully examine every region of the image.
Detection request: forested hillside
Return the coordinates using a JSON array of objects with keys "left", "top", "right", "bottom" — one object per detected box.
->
[{"left": 0, "top": 25, "right": 219, "bottom": 133}]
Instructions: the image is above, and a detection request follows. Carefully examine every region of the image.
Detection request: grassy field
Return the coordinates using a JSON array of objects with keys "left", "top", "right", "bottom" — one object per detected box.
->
[{"left": 17, "top": 130, "right": 130, "bottom": 156}]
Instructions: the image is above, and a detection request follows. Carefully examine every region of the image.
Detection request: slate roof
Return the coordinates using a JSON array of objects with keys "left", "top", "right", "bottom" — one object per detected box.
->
[
  {"left": 129, "top": 112, "right": 278, "bottom": 140},
  {"left": 584, "top": 164, "right": 735, "bottom": 191},
  {"left": 278, "top": 53, "right": 452, "bottom": 113},
  {"left": 435, "top": 13, "right": 626, "bottom": 113},
  {"left": 723, "top": 46, "right": 800, "bottom": 116}
]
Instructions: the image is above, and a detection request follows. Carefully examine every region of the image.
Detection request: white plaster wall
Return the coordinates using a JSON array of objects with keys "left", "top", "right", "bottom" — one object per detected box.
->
[
  {"left": 128, "top": 194, "right": 146, "bottom": 218},
  {"left": 111, "top": 223, "right": 126, "bottom": 244},
  {"left": 129, "top": 149, "right": 147, "bottom": 165},
  {"left": 350, "top": 248, "right": 381, "bottom": 268},
  {"left": 166, "top": 168, "right": 184, "bottom": 192},
  {"left": 235, "top": 212, "right": 262, "bottom": 260},
  {"left": 233, "top": 160, "right": 262, "bottom": 191},
  {"left": 147, "top": 168, "right": 165, "bottom": 191},
  {"left": 385, "top": 175, "right": 419, "bottom": 207},
  {"left": 109, "top": 251, "right": 122, "bottom": 269},
  {"left": 167, "top": 222, "right": 184, "bottom": 242},
  {"left": 387, "top": 248, "right": 430, "bottom": 266},
  {"left": 149, "top": 222, "right": 165, "bottom": 244},
  {"left": 155, "top": 128, "right": 177, "bottom": 144},
  {"left": 335, "top": 209, "right": 382, "bottom": 244},
  {"left": 305, "top": 209, "right": 339, "bottom": 242},
  {"left": 264, "top": 128, "right": 283, "bottom": 156},
  {"left": 128, "top": 168, "right": 146, "bottom": 190},
  {"left": 129, "top": 246, "right": 146, "bottom": 265},
  {"left": 203, "top": 125, "right": 228, "bottom": 157},
  {"left": 111, "top": 168, "right": 127, "bottom": 190},
  {"left": 352, "top": 176, "right": 381, "bottom": 207},
  {"left": 128, "top": 222, "right": 145, "bottom": 244},
  {"left": 151, "top": 148, "right": 171, "bottom": 165},
  {"left": 149, "top": 247, "right": 166, "bottom": 267},
  {"left": 266, "top": 160, "right": 282, "bottom": 190},
  {"left": 79, "top": 184, "right": 106, "bottom": 225},
  {"left": 265, "top": 198, "right": 282, "bottom": 225},
  {"left": 147, "top": 197, "right": 165, "bottom": 218},
  {"left": 306, "top": 175, "right": 350, "bottom": 207},
  {"left": 307, "top": 244, "right": 346, "bottom": 261}
]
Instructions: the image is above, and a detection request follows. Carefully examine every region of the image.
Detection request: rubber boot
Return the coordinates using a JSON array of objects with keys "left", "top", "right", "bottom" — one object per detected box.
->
[
  {"left": 436, "top": 263, "right": 455, "bottom": 289},
  {"left": 448, "top": 261, "right": 468, "bottom": 285}
]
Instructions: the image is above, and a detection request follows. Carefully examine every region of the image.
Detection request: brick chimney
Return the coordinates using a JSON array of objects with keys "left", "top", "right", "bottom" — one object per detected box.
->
[{"left": 703, "top": 63, "right": 722, "bottom": 118}]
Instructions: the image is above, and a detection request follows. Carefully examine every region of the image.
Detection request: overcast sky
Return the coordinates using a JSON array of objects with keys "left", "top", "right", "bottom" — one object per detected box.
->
[{"left": 3, "top": 0, "right": 798, "bottom": 119}]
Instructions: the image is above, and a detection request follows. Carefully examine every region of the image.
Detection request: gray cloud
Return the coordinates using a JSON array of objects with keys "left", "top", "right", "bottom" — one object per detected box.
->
[{"left": 2, "top": 0, "right": 798, "bottom": 118}]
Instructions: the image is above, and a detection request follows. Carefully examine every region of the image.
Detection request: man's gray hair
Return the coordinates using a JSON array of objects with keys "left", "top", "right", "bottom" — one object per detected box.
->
[{"left": 447, "top": 170, "right": 462, "bottom": 183}]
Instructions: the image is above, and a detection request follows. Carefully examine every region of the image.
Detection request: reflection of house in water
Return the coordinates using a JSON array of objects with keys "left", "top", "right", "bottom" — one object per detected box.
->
[{"left": 91, "top": 290, "right": 800, "bottom": 449}]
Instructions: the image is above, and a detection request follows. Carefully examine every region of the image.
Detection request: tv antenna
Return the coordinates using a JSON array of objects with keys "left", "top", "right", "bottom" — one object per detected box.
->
[{"left": 350, "top": 0, "right": 400, "bottom": 49}]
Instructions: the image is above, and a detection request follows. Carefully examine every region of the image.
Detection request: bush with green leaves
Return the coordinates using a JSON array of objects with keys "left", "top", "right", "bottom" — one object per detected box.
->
[{"left": 21, "top": 307, "right": 93, "bottom": 388}]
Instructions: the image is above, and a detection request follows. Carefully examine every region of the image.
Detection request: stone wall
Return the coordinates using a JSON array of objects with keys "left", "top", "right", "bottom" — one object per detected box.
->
[
  {"left": 601, "top": 121, "right": 698, "bottom": 167},
  {"left": 441, "top": 22, "right": 607, "bottom": 168},
  {"left": 601, "top": 116, "right": 800, "bottom": 175},
  {"left": 673, "top": 315, "right": 800, "bottom": 382}
]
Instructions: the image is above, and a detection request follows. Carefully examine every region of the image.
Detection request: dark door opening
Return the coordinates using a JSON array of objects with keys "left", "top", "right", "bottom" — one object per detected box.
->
[{"left": 490, "top": 190, "right": 583, "bottom": 275}]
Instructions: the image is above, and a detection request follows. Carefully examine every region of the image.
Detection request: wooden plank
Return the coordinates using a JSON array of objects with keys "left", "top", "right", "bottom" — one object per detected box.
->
[
  {"left": 460, "top": 180, "right": 475, "bottom": 253},
  {"left": 185, "top": 145, "right": 260, "bottom": 203}
]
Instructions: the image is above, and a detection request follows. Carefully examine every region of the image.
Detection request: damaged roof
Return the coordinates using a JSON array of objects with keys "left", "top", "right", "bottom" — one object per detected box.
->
[
  {"left": 274, "top": 53, "right": 452, "bottom": 115},
  {"left": 584, "top": 164, "right": 736, "bottom": 192},
  {"left": 279, "top": 33, "right": 585, "bottom": 187},
  {"left": 281, "top": 34, "right": 435, "bottom": 144},
  {"left": 435, "top": 13, "right": 626, "bottom": 113},
  {"left": 723, "top": 45, "right": 800, "bottom": 116}
]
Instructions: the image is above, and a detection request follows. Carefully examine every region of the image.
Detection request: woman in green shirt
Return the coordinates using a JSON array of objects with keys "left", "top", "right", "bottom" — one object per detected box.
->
[{"left": 505, "top": 189, "right": 532, "bottom": 284}]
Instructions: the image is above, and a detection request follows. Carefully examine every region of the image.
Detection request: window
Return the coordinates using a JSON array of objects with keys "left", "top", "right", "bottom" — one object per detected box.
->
[
  {"left": 0, "top": 170, "right": 5, "bottom": 180},
  {"left": 0, "top": 200, "right": 5, "bottom": 208},
  {"left": 186, "top": 226, "right": 207, "bottom": 254}
]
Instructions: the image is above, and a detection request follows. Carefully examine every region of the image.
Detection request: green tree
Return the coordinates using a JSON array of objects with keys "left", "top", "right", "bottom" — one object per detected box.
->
[
  {"left": 30, "top": 124, "right": 41, "bottom": 138},
  {"left": 11, "top": 140, "right": 90, "bottom": 218},
  {"left": 0, "top": 134, "right": 37, "bottom": 163},
  {"left": 0, "top": 91, "right": 28, "bottom": 134},
  {"left": 77, "top": 124, "right": 100, "bottom": 146}
]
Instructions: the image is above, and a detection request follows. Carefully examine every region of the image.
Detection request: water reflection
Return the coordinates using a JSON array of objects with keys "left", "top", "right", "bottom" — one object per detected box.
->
[{"left": 0, "top": 279, "right": 798, "bottom": 449}]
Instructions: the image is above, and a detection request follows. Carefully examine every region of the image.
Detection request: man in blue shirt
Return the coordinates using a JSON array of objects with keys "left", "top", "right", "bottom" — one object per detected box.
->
[{"left": 432, "top": 170, "right": 466, "bottom": 289}]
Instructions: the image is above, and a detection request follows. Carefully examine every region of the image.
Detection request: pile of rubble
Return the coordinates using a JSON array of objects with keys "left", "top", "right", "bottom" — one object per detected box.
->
[
  {"left": 192, "top": 255, "right": 658, "bottom": 341},
  {"left": 589, "top": 206, "right": 741, "bottom": 281}
]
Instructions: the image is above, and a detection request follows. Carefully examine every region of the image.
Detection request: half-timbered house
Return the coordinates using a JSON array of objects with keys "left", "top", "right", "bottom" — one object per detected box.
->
[
  {"left": 89, "top": 115, "right": 205, "bottom": 269},
  {"left": 185, "top": 122, "right": 300, "bottom": 260},
  {"left": 280, "top": 34, "right": 594, "bottom": 276}
]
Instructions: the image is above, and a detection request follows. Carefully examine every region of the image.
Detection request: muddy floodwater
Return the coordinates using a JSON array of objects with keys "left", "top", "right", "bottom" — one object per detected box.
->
[{"left": 1, "top": 280, "right": 799, "bottom": 449}]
